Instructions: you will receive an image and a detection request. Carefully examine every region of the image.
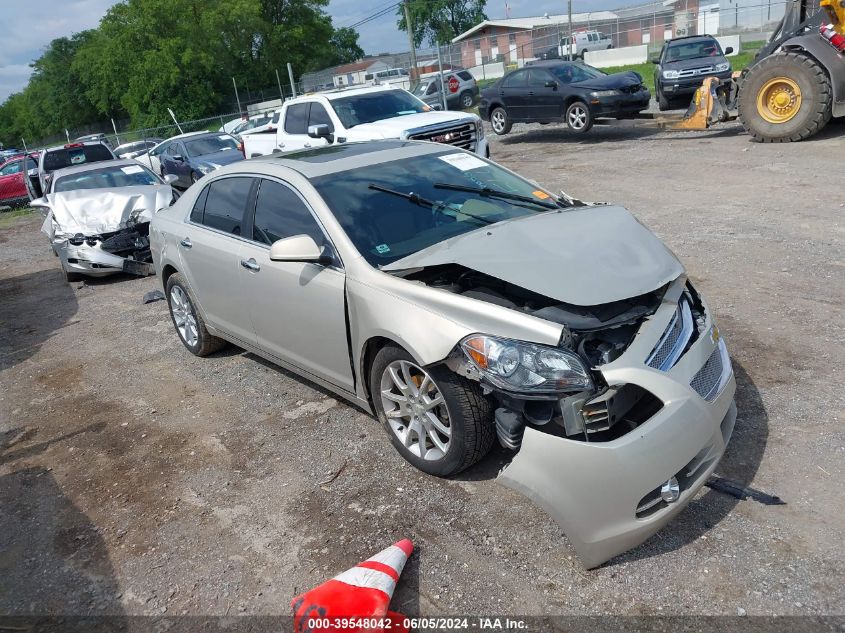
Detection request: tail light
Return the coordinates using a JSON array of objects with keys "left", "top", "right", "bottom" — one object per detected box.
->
[
  {"left": 64, "top": 142, "right": 84, "bottom": 148},
  {"left": 820, "top": 24, "right": 845, "bottom": 53},
  {"left": 237, "top": 141, "right": 244, "bottom": 157}
]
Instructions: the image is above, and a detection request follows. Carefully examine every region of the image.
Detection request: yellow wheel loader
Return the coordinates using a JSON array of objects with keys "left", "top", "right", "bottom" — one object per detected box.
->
[{"left": 677, "top": 0, "right": 845, "bottom": 142}]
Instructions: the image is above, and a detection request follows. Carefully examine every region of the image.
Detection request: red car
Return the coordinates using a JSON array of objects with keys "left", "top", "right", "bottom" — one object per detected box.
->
[{"left": 0, "top": 153, "right": 38, "bottom": 207}]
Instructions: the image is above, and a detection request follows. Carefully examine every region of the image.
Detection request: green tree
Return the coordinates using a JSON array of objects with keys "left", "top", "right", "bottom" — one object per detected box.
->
[
  {"left": 397, "top": 0, "right": 487, "bottom": 48},
  {"left": 328, "top": 27, "right": 365, "bottom": 65}
]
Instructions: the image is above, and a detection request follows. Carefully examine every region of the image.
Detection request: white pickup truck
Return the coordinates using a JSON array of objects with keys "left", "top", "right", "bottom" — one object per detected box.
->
[{"left": 241, "top": 86, "right": 489, "bottom": 158}]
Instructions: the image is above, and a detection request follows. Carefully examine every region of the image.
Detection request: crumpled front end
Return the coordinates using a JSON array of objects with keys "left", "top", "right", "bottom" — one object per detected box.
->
[
  {"left": 493, "top": 276, "right": 736, "bottom": 567},
  {"left": 39, "top": 185, "right": 169, "bottom": 278}
]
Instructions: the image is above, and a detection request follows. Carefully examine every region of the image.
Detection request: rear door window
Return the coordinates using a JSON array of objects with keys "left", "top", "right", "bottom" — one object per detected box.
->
[
  {"left": 502, "top": 70, "right": 528, "bottom": 88},
  {"left": 284, "top": 103, "right": 310, "bottom": 134},
  {"left": 196, "top": 177, "right": 254, "bottom": 235},
  {"left": 457, "top": 71, "right": 473, "bottom": 81}
]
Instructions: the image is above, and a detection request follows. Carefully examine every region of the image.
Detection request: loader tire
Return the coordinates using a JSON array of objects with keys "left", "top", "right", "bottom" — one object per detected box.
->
[{"left": 738, "top": 51, "right": 832, "bottom": 143}]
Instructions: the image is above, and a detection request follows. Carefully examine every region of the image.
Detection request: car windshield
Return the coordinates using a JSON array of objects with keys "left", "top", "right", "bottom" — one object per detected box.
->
[
  {"left": 43, "top": 145, "right": 114, "bottom": 173},
  {"left": 549, "top": 63, "right": 605, "bottom": 83},
  {"left": 54, "top": 164, "right": 160, "bottom": 192},
  {"left": 115, "top": 141, "right": 151, "bottom": 155},
  {"left": 665, "top": 39, "right": 723, "bottom": 61},
  {"left": 311, "top": 151, "right": 560, "bottom": 266},
  {"left": 184, "top": 135, "right": 238, "bottom": 156},
  {"left": 412, "top": 81, "right": 432, "bottom": 96},
  {"left": 330, "top": 91, "right": 430, "bottom": 128}
]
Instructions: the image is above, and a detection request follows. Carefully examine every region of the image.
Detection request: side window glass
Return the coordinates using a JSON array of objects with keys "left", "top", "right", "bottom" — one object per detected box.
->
[
  {"left": 190, "top": 184, "right": 210, "bottom": 223},
  {"left": 502, "top": 70, "right": 527, "bottom": 88},
  {"left": 201, "top": 177, "right": 253, "bottom": 235},
  {"left": 0, "top": 161, "right": 21, "bottom": 176},
  {"left": 252, "top": 179, "right": 324, "bottom": 246},
  {"left": 284, "top": 103, "right": 310, "bottom": 134},
  {"left": 308, "top": 103, "right": 334, "bottom": 132}
]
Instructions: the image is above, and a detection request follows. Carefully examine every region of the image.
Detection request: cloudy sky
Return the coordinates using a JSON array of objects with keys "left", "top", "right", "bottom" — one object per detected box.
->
[{"left": 1, "top": 0, "right": 618, "bottom": 102}]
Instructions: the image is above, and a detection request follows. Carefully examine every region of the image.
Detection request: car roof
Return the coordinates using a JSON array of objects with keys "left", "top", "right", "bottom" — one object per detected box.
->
[
  {"left": 666, "top": 35, "right": 718, "bottom": 44},
  {"left": 295, "top": 86, "right": 406, "bottom": 102},
  {"left": 51, "top": 158, "right": 153, "bottom": 179},
  {"left": 243, "top": 140, "right": 455, "bottom": 178},
  {"left": 44, "top": 141, "right": 111, "bottom": 152}
]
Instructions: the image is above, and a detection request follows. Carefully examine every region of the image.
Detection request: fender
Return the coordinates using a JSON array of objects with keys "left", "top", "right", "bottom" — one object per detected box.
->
[{"left": 783, "top": 32, "right": 845, "bottom": 117}]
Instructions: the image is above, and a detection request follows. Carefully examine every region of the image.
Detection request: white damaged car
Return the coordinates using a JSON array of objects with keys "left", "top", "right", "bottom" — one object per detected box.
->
[{"left": 33, "top": 159, "right": 178, "bottom": 282}]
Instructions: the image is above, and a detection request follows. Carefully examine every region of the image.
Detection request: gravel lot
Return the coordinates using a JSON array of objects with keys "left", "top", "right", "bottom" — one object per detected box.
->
[{"left": 1, "top": 118, "right": 844, "bottom": 620}]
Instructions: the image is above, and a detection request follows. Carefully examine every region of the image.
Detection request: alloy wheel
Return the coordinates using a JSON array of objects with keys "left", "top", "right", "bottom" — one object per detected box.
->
[
  {"left": 461, "top": 92, "right": 473, "bottom": 108},
  {"left": 380, "top": 360, "right": 451, "bottom": 461},
  {"left": 170, "top": 285, "right": 199, "bottom": 347},
  {"left": 491, "top": 109, "right": 506, "bottom": 133},
  {"left": 568, "top": 105, "right": 588, "bottom": 130}
]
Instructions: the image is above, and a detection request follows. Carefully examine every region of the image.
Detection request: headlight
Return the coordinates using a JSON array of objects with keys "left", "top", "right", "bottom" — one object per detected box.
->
[
  {"left": 590, "top": 90, "right": 620, "bottom": 98},
  {"left": 460, "top": 334, "right": 593, "bottom": 395},
  {"left": 662, "top": 70, "right": 680, "bottom": 79},
  {"left": 475, "top": 119, "right": 485, "bottom": 140},
  {"left": 715, "top": 62, "right": 730, "bottom": 72},
  {"left": 197, "top": 163, "right": 216, "bottom": 174}
]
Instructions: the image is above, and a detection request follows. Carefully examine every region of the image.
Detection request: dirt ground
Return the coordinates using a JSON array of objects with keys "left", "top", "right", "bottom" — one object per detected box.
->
[{"left": 1, "top": 119, "right": 844, "bottom": 620}]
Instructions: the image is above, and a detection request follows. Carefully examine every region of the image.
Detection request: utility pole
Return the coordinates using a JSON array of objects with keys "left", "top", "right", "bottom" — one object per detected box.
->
[
  {"left": 404, "top": 0, "right": 419, "bottom": 80},
  {"left": 568, "top": 0, "right": 573, "bottom": 60},
  {"left": 435, "top": 42, "right": 447, "bottom": 111},
  {"left": 111, "top": 118, "right": 121, "bottom": 145},
  {"left": 276, "top": 68, "right": 285, "bottom": 100},
  {"left": 287, "top": 63, "right": 297, "bottom": 98},
  {"left": 232, "top": 77, "right": 242, "bottom": 114}
]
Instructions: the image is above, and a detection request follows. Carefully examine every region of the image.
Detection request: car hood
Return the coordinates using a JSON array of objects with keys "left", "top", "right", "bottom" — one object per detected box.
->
[
  {"left": 192, "top": 149, "right": 244, "bottom": 167},
  {"left": 38, "top": 184, "right": 172, "bottom": 237},
  {"left": 572, "top": 71, "right": 643, "bottom": 91},
  {"left": 382, "top": 205, "right": 684, "bottom": 306},
  {"left": 351, "top": 111, "right": 477, "bottom": 137},
  {"left": 662, "top": 56, "right": 727, "bottom": 71}
]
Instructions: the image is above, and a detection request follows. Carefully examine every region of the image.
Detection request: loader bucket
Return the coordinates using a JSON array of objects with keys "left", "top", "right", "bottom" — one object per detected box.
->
[{"left": 672, "top": 77, "right": 721, "bottom": 130}]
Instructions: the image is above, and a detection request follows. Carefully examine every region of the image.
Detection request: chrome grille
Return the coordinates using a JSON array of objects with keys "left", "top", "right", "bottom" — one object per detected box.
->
[
  {"left": 678, "top": 65, "right": 715, "bottom": 78},
  {"left": 407, "top": 122, "right": 476, "bottom": 151},
  {"left": 691, "top": 342, "right": 728, "bottom": 401},
  {"left": 646, "top": 298, "right": 693, "bottom": 371}
]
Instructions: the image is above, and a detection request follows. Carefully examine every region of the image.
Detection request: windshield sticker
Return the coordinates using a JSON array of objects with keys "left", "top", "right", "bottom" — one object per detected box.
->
[
  {"left": 439, "top": 153, "right": 487, "bottom": 171},
  {"left": 121, "top": 165, "right": 145, "bottom": 175},
  {"left": 375, "top": 244, "right": 391, "bottom": 254},
  {"left": 532, "top": 190, "right": 550, "bottom": 200}
]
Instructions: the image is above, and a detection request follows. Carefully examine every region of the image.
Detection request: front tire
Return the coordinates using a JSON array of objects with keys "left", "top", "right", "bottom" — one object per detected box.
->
[
  {"left": 657, "top": 86, "right": 671, "bottom": 111},
  {"left": 490, "top": 106, "right": 512, "bottom": 135},
  {"left": 566, "top": 101, "right": 593, "bottom": 133},
  {"left": 166, "top": 273, "right": 225, "bottom": 356},
  {"left": 369, "top": 345, "right": 494, "bottom": 476},
  {"left": 738, "top": 51, "right": 832, "bottom": 143}
]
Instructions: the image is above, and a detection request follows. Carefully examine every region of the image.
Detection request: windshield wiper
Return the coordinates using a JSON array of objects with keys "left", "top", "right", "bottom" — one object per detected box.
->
[
  {"left": 433, "top": 182, "right": 560, "bottom": 210},
  {"left": 367, "top": 184, "right": 493, "bottom": 225}
]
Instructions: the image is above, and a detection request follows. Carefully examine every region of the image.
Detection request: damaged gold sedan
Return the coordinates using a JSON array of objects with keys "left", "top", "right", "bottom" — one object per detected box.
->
[
  {"left": 33, "top": 159, "right": 178, "bottom": 282},
  {"left": 150, "top": 140, "right": 735, "bottom": 568}
]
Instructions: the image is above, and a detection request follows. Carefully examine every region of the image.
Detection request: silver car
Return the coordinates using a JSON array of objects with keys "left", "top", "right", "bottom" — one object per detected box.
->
[{"left": 150, "top": 141, "right": 736, "bottom": 568}]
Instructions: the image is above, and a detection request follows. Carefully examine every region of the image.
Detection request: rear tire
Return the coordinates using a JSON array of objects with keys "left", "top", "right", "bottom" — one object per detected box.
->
[
  {"left": 165, "top": 272, "right": 225, "bottom": 356},
  {"left": 369, "top": 345, "right": 494, "bottom": 477},
  {"left": 566, "top": 100, "right": 593, "bottom": 133},
  {"left": 459, "top": 90, "right": 474, "bottom": 109},
  {"left": 738, "top": 51, "right": 832, "bottom": 143},
  {"left": 490, "top": 106, "right": 512, "bottom": 135}
]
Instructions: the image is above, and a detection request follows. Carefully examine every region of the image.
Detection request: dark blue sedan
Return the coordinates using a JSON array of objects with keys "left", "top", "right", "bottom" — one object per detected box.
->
[{"left": 159, "top": 131, "right": 244, "bottom": 188}]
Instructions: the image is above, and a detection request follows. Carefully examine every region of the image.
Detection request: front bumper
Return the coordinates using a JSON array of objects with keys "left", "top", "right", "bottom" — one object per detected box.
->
[
  {"left": 661, "top": 72, "right": 733, "bottom": 97},
  {"left": 591, "top": 90, "right": 651, "bottom": 117},
  {"left": 55, "top": 241, "right": 154, "bottom": 278},
  {"left": 498, "top": 278, "right": 736, "bottom": 568}
]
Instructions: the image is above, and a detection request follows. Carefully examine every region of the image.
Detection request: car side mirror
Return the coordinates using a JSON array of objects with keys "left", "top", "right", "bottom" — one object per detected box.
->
[
  {"left": 724, "top": 46, "right": 734, "bottom": 55},
  {"left": 269, "top": 234, "right": 330, "bottom": 264},
  {"left": 432, "top": 103, "right": 443, "bottom": 111},
  {"left": 172, "top": 154, "right": 184, "bottom": 161},
  {"left": 308, "top": 124, "right": 334, "bottom": 143},
  {"left": 544, "top": 80, "right": 558, "bottom": 89},
  {"left": 650, "top": 57, "right": 660, "bottom": 64},
  {"left": 163, "top": 174, "right": 179, "bottom": 184}
]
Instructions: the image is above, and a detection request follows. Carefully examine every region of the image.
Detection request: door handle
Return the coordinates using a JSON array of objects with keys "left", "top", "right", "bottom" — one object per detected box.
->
[
  {"left": 240, "top": 258, "right": 260, "bottom": 272},
  {"left": 180, "top": 237, "right": 192, "bottom": 248}
]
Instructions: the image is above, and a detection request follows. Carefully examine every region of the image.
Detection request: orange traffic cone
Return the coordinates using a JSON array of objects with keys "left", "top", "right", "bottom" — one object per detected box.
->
[{"left": 291, "top": 539, "right": 413, "bottom": 633}]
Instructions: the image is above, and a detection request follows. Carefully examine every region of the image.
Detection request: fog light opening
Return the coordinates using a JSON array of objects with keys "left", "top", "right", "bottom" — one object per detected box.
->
[{"left": 661, "top": 477, "right": 680, "bottom": 503}]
